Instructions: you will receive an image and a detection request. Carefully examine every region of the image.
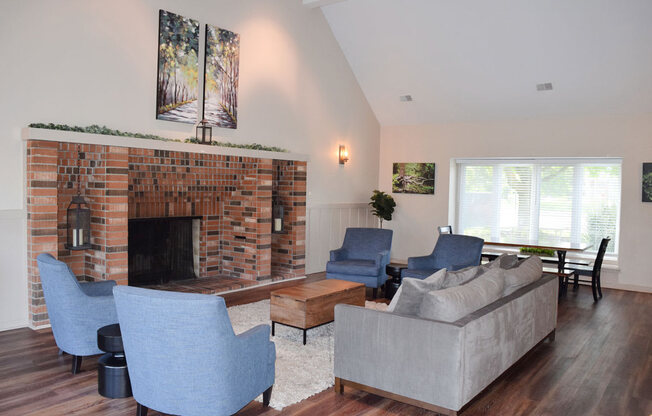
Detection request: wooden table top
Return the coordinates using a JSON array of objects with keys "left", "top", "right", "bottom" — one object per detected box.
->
[
  {"left": 484, "top": 241, "right": 592, "bottom": 252},
  {"left": 270, "top": 279, "right": 365, "bottom": 302}
]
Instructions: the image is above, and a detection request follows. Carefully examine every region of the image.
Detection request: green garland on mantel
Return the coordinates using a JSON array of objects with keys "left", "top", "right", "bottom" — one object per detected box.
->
[{"left": 28, "top": 123, "right": 289, "bottom": 153}]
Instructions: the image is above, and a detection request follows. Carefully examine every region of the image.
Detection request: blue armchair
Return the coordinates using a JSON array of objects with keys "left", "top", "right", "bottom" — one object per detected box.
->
[
  {"left": 113, "top": 286, "right": 275, "bottom": 416},
  {"left": 402, "top": 234, "right": 484, "bottom": 279},
  {"left": 36, "top": 253, "right": 118, "bottom": 374},
  {"left": 326, "top": 227, "right": 393, "bottom": 297}
]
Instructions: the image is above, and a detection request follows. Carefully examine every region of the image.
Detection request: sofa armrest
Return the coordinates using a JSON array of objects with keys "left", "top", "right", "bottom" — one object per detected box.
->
[
  {"left": 330, "top": 248, "right": 348, "bottom": 262},
  {"left": 407, "top": 254, "right": 433, "bottom": 270},
  {"left": 334, "top": 305, "right": 465, "bottom": 411},
  {"left": 80, "top": 280, "right": 117, "bottom": 297}
]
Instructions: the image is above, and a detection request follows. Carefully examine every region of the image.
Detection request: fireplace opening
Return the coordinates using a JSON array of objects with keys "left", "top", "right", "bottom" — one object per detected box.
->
[{"left": 128, "top": 217, "right": 200, "bottom": 287}]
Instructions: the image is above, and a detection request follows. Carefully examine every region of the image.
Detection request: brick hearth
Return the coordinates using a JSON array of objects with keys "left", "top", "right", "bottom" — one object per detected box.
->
[{"left": 25, "top": 136, "right": 306, "bottom": 327}]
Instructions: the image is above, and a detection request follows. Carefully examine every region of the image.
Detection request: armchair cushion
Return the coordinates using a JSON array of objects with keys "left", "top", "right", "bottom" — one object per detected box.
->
[{"left": 327, "top": 260, "right": 379, "bottom": 276}]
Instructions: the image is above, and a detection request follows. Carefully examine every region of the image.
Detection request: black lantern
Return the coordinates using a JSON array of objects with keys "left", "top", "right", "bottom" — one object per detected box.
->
[
  {"left": 196, "top": 119, "right": 212, "bottom": 144},
  {"left": 272, "top": 199, "right": 284, "bottom": 233},
  {"left": 66, "top": 195, "right": 91, "bottom": 250}
]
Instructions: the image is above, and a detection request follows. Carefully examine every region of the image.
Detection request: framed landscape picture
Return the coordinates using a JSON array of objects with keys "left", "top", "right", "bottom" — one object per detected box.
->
[
  {"left": 643, "top": 163, "right": 652, "bottom": 202},
  {"left": 203, "top": 24, "right": 240, "bottom": 129},
  {"left": 156, "top": 10, "right": 200, "bottom": 124},
  {"left": 392, "top": 163, "right": 435, "bottom": 194}
]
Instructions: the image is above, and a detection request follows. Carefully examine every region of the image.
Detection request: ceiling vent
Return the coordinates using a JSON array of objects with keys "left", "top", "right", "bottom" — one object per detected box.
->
[
  {"left": 399, "top": 94, "right": 413, "bottom": 102},
  {"left": 536, "top": 82, "right": 553, "bottom": 91}
]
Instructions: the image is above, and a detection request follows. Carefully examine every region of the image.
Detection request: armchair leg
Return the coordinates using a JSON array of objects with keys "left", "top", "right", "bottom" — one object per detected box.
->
[
  {"left": 58, "top": 348, "right": 64, "bottom": 356},
  {"left": 136, "top": 403, "right": 148, "bottom": 416},
  {"left": 263, "top": 385, "right": 273, "bottom": 407},
  {"left": 71, "top": 355, "right": 82, "bottom": 374},
  {"left": 335, "top": 377, "right": 343, "bottom": 394},
  {"left": 372, "top": 288, "right": 377, "bottom": 299}
]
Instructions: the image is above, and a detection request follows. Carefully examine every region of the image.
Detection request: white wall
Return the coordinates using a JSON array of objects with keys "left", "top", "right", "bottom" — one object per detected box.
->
[
  {"left": 379, "top": 114, "right": 652, "bottom": 292},
  {"left": 0, "top": 0, "right": 380, "bottom": 330}
]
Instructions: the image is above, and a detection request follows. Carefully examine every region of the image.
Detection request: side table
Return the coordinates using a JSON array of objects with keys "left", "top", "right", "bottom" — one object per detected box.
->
[
  {"left": 385, "top": 264, "right": 406, "bottom": 300},
  {"left": 97, "top": 323, "right": 132, "bottom": 398}
]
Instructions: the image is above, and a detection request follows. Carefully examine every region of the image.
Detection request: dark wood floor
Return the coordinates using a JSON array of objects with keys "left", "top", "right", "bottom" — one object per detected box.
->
[{"left": 0, "top": 275, "right": 650, "bottom": 416}]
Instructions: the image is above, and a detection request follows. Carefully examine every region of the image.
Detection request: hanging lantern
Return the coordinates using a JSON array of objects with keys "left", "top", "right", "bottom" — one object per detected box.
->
[
  {"left": 196, "top": 119, "right": 212, "bottom": 145},
  {"left": 66, "top": 195, "right": 91, "bottom": 250},
  {"left": 272, "top": 199, "right": 284, "bottom": 233},
  {"left": 65, "top": 146, "right": 91, "bottom": 250}
]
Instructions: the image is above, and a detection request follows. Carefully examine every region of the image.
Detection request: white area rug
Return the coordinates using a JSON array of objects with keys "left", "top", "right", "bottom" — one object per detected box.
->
[
  {"left": 227, "top": 299, "right": 388, "bottom": 410},
  {"left": 227, "top": 299, "right": 335, "bottom": 410}
]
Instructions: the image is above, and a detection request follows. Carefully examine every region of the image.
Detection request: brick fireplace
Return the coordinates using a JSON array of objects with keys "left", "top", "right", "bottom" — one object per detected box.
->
[{"left": 25, "top": 130, "right": 307, "bottom": 328}]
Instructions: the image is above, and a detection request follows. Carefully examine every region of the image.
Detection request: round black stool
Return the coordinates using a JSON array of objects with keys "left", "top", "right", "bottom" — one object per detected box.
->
[
  {"left": 385, "top": 264, "right": 406, "bottom": 300},
  {"left": 97, "top": 324, "right": 132, "bottom": 398}
]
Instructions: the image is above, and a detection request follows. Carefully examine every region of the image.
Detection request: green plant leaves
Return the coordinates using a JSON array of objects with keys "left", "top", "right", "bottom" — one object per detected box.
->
[{"left": 369, "top": 189, "right": 396, "bottom": 222}]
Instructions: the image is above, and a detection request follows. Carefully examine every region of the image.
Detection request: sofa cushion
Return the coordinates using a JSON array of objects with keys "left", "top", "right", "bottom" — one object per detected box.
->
[
  {"left": 484, "top": 253, "right": 520, "bottom": 270},
  {"left": 442, "top": 266, "right": 481, "bottom": 288},
  {"left": 326, "top": 259, "right": 379, "bottom": 276},
  {"left": 502, "top": 255, "right": 543, "bottom": 296},
  {"left": 417, "top": 268, "right": 505, "bottom": 323},
  {"left": 388, "top": 269, "right": 447, "bottom": 315}
]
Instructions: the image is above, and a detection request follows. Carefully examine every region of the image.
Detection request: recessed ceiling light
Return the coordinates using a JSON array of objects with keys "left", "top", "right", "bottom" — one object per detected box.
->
[
  {"left": 399, "top": 94, "right": 413, "bottom": 102},
  {"left": 536, "top": 82, "right": 553, "bottom": 91}
]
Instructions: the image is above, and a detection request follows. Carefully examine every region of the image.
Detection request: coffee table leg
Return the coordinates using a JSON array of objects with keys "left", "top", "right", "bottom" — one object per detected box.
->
[
  {"left": 303, "top": 329, "right": 307, "bottom": 345},
  {"left": 272, "top": 321, "right": 275, "bottom": 337}
]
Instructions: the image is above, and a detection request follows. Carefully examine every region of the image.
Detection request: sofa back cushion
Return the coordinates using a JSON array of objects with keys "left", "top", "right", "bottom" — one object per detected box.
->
[
  {"left": 388, "top": 269, "right": 447, "bottom": 315},
  {"left": 417, "top": 268, "right": 505, "bottom": 323},
  {"left": 442, "top": 265, "right": 481, "bottom": 288},
  {"left": 502, "top": 255, "right": 543, "bottom": 296}
]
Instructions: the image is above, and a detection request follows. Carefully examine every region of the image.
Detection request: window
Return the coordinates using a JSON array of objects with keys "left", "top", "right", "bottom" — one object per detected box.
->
[{"left": 455, "top": 158, "right": 621, "bottom": 255}]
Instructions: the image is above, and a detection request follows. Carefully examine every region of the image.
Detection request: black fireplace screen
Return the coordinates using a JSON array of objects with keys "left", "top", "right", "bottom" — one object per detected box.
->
[{"left": 128, "top": 217, "right": 197, "bottom": 286}]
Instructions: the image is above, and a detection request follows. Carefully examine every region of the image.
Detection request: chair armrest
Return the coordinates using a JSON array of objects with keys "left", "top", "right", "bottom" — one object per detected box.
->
[
  {"left": 407, "top": 254, "right": 434, "bottom": 270},
  {"left": 80, "top": 280, "right": 117, "bottom": 297},
  {"left": 334, "top": 305, "right": 464, "bottom": 410},
  {"left": 233, "top": 324, "right": 275, "bottom": 393},
  {"left": 375, "top": 250, "right": 391, "bottom": 267},
  {"left": 330, "top": 248, "right": 348, "bottom": 262}
]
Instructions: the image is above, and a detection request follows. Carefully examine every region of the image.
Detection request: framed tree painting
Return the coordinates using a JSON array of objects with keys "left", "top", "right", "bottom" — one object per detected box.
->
[
  {"left": 156, "top": 10, "right": 200, "bottom": 124},
  {"left": 392, "top": 163, "right": 435, "bottom": 194},
  {"left": 643, "top": 163, "right": 652, "bottom": 202},
  {"left": 203, "top": 24, "right": 240, "bottom": 129}
]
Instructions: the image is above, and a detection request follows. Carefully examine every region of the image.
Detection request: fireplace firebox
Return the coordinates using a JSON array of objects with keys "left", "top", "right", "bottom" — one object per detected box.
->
[{"left": 128, "top": 217, "right": 200, "bottom": 287}]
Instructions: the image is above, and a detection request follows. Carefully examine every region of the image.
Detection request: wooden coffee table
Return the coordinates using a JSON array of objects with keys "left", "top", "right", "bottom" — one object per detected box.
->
[{"left": 270, "top": 279, "right": 365, "bottom": 345}]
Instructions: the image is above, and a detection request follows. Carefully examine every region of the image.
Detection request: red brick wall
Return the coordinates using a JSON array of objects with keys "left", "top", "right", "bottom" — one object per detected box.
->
[{"left": 26, "top": 140, "right": 306, "bottom": 327}]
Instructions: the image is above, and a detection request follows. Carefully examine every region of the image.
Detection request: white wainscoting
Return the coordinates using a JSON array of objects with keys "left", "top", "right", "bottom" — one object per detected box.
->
[
  {"left": 306, "top": 203, "right": 377, "bottom": 274},
  {"left": 0, "top": 209, "right": 28, "bottom": 331}
]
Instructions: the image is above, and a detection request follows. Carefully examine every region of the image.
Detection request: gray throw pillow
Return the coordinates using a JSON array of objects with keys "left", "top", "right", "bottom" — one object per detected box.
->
[
  {"left": 442, "top": 265, "right": 480, "bottom": 288},
  {"left": 484, "top": 253, "right": 519, "bottom": 270},
  {"left": 418, "top": 268, "right": 505, "bottom": 323},
  {"left": 389, "top": 269, "right": 447, "bottom": 315},
  {"left": 502, "top": 255, "right": 543, "bottom": 296}
]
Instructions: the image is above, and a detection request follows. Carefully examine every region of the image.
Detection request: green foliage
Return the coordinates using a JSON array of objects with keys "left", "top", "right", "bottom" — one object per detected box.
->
[
  {"left": 369, "top": 190, "right": 396, "bottom": 226},
  {"left": 29, "top": 123, "right": 290, "bottom": 153},
  {"left": 519, "top": 247, "right": 556, "bottom": 257},
  {"left": 184, "top": 138, "right": 287, "bottom": 152},
  {"left": 392, "top": 162, "right": 435, "bottom": 194},
  {"left": 29, "top": 123, "right": 174, "bottom": 141},
  {"left": 643, "top": 170, "right": 652, "bottom": 202}
]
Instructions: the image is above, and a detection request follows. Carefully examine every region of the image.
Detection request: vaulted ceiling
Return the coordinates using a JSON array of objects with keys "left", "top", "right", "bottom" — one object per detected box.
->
[{"left": 314, "top": 0, "right": 652, "bottom": 125}]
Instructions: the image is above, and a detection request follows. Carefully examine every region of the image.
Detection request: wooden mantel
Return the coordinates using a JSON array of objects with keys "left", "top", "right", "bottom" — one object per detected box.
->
[{"left": 21, "top": 127, "right": 310, "bottom": 162}]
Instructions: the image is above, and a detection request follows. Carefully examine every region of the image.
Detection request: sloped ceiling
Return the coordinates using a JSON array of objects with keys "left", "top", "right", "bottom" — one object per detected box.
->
[{"left": 319, "top": 0, "right": 652, "bottom": 125}]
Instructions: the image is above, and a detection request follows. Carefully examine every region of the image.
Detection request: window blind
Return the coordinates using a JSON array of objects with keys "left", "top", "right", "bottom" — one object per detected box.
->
[{"left": 455, "top": 158, "right": 621, "bottom": 254}]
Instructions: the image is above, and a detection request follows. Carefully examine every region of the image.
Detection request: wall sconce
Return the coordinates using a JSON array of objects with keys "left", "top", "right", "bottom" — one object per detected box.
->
[{"left": 339, "top": 145, "right": 349, "bottom": 165}]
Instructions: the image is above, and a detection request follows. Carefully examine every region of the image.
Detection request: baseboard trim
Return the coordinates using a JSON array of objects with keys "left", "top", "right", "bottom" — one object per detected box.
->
[{"left": 0, "top": 319, "right": 29, "bottom": 332}]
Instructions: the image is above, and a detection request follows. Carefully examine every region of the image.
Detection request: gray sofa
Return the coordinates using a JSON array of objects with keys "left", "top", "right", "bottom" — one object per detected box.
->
[{"left": 334, "top": 273, "right": 558, "bottom": 415}]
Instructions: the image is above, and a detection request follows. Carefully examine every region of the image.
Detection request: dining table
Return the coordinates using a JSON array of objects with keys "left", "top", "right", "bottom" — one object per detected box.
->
[{"left": 483, "top": 240, "right": 592, "bottom": 273}]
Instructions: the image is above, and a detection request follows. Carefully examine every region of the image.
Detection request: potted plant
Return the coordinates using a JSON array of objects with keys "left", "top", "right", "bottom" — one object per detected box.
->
[{"left": 369, "top": 190, "right": 396, "bottom": 229}]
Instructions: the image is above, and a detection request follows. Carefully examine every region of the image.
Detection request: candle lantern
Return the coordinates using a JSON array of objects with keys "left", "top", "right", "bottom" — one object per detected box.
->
[
  {"left": 66, "top": 195, "right": 91, "bottom": 250},
  {"left": 196, "top": 119, "right": 212, "bottom": 145},
  {"left": 272, "top": 199, "right": 284, "bottom": 233}
]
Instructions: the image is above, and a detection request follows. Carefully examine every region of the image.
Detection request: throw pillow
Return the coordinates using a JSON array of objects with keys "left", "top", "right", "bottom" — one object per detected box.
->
[
  {"left": 484, "top": 253, "right": 519, "bottom": 270},
  {"left": 442, "top": 265, "right": 481, "bottom": 288},
  {"left": 502, "top": 255, "right": 543, "bottom": 296},
  {"left": 389, "top": 269, "right": 447, "bottom": 315},
  {"left": 418, "top": 268, "right": 505, "bottom": 323}
]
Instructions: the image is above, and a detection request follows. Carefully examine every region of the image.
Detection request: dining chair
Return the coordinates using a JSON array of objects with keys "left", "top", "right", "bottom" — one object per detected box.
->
[
  {"left": 567, "top": 237, "right": 610, "bottom": 302},
  {"left": 438, "top": 225, "right": 453, "bottom": 235}
]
